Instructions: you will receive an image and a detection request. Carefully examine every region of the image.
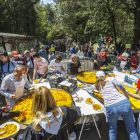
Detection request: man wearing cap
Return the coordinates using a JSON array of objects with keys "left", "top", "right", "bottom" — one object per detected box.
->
[
  {"left": 24, "top": 50, "right": 34, "bottom": 81},
  {"left": 113, "top": 52, "right": 130, "bottom": 73},
  {"left": 93, "top": 49, "right": 109, "bottom": 70},
  {"left": 11, "top": 51, "right": 27, "bottom": 66},
  {"left": 39, "top": 46, "right": 47, "bottom": 59},
  {"left": 32, "top": 52, "right": 48, "bottom": 81},
  {"left": 0, "top": 51, "right": 17, "bottom": 84}
]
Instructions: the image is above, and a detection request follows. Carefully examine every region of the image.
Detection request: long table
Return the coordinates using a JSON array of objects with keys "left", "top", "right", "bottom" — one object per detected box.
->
[{"left": 33, "top": 79, "right": 104, "bottom": 139}]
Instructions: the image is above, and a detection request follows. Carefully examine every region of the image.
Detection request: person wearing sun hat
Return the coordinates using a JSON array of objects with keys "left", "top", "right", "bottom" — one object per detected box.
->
[
  {"left": 11, "top": 51, "right": 27, "bottom": 66},
  {"left": 113, "top": 52, "right": 130, "bottom": 73},
  {"left": 94, "top": 71, "right": 138, "bottom": 140}
]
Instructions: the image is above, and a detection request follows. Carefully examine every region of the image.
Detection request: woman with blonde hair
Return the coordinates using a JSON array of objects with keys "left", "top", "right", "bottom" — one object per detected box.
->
[
  {"left": 16, "top": 86, "right": 81, "bottom": 140},
  {"left": 94, "top": 71, "right": 138, "bottom": 140}
]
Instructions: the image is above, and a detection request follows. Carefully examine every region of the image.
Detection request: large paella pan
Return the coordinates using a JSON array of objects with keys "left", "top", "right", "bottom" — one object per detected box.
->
[
  {"left": 76, "top": 71, "right": 110, "bottom": 84},
  {"left": 11, "top": 89, "right": 73, "bottom": 125}
]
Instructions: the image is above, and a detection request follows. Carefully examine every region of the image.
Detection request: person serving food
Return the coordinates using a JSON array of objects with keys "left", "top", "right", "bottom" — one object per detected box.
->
[
  {"left": 50, "top": 55, "right": 65, "bottom": 73},
  {"left": 0, "top": 65, "right": 35, "bottom": 107},
  {"left": 93, "top": 49, "right": 108, "bottom": 70}
]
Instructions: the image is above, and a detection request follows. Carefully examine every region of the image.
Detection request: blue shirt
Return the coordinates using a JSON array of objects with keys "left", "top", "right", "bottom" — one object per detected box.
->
[
  {"left": 0, "top": 61, "right": 17, "bottom": 73},
  {"left": 39, "top": 49, "right": 47, "bottom": 58},
  {"left": 70, "top": 47, "right": 76, "bottom": 54}
]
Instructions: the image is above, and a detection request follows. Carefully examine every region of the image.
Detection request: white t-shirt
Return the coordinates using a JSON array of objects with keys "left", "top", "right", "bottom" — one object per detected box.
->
[{"left": 50, "top": 59, "right": 63, "bottom": 73}]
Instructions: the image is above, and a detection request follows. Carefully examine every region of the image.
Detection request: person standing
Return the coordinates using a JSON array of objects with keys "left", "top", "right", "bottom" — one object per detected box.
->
[
  {"left": 89, "top": 39, "right": 93, "bottom": 46},
  {"left": 93, "top": 49, "right": 108, "bottom": 70},
  {"left": 39, "top": 46, "right": 47, "bottom": 59},
  {"left": 0, "top": 65, "right": 34, "bottom": 107},
  {"left": 113, "top": 52, "right": 130, "bottom": 73},
  {"left": 67, "top": 54, "right": 81, "bottom": 75},
  {"left": 0, "top": 51, "right": 17, "bottom": 84},
  {"left": 30, "top": 48, "right": 35, "bottom": 56},
  {"left": 130, "top": 50, "right": 140, "bottom": 70},
  {"left": 50, "top": 55, "right": 65, "bottom": 73},
  {"left": 48, "top": 50, "right": 54, "bottom": 63},
  {"left": 94, "top": 71, "right": 138, "bottom": 140},
  {"left": 70, "top": 43, "right": 76, "bottom": 55},
  {"left": 50, "top": 42, "right": 55, "bottom": 54},
  {"left": 77, "top": 47, "right": 84, "bottom": 58},
  {"left": 61, "top": 42, "right": 66, "bottom": 53},
  {"left": 87, "top": 47, "right": 94, "bottom": 58},
  {"left": 24, "top": 50, "right": 34, "bottom": 81},
  {"left": 75, "top": 43, "right": 81, "bottom": 54},
  {"left": 11, "top": 51, "right": 27, "bottom": 66},
  {"left": 32, "top": 52, "right": 48, "bottom": 81}
]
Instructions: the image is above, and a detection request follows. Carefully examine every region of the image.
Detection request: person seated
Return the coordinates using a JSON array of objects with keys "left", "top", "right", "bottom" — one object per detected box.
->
[
  {"left": 113, "top": 52, "right": 130, "bottom": 73},
  {"left": 11, "top": 51, "right": 27, "bottom": 66},
  {"left": 15, "top": 86, "right": 81, "bottom": 140},
  {"left": 130, "top": 50, "right": 140, "bottom": 70},
  {"left": 0, "top": 105, "right": 21, "bottom": 125},
  {"left": 0, "top": 65, "right": 34, "bottom": 108},
  {"left": 67, "top": 54, "right": 81, "bottom": 75},
  {"left": 87, "top": 47, "right": 94, "bottom": 58},
  {"left": 50, "top": 55, "right": 65, "bottom": 73},
  {"left": 93, "top": 49, "right": 108, "bottom": 70}
]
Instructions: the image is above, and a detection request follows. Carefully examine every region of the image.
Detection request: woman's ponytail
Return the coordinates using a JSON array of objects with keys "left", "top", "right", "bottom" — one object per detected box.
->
[{"left": 95, "top": 76, "right": 105, "bottom": 91}]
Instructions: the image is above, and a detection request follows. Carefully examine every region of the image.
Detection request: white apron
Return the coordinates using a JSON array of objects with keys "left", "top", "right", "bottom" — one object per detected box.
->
[{"left": 8, "top": 77, "right": 25, "bottom": 108}]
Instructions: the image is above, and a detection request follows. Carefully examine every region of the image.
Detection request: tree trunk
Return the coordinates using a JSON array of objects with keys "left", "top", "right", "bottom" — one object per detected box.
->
[
  {"left": 133, "top": 0, "right": 140, "bottom": 50},
  {"left": 106, "top": 0, "right": 117, "bottom": 50}
]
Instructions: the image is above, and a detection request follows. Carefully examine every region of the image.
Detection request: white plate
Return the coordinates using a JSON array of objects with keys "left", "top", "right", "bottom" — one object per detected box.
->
[{"left": 0, "top": 121, "right": 20, "bottom": 139}]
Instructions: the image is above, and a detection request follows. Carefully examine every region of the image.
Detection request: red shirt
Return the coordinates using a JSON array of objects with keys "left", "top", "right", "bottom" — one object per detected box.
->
[{"left": 137, "top": 78, "right": 140, "bottom": 89}]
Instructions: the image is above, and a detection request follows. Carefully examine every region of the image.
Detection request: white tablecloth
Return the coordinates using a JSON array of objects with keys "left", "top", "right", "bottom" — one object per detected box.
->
[{"left": 72, "top": 88, "right": 104, "bottom": 116}]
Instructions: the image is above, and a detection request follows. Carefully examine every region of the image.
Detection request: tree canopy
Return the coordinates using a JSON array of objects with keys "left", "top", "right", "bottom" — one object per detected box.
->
[{"left": 0, "top": 0, "right": 140, "bottom": 48}]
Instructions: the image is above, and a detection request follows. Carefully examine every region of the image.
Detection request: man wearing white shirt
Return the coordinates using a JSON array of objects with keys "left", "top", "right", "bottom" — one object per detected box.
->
[{"left": 50, "top": 55, "right": 65, "bottom": 73}]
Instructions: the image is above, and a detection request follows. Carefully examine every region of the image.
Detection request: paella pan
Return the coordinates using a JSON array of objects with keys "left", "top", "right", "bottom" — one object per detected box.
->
[{"left": 11, "top": 89, "right": 73, "bottom": 125}]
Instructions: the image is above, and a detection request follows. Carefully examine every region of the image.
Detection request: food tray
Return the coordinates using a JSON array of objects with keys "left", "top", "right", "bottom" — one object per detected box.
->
[
  {"left": 11, "top": 89, "right": 73, "bottom": 125},
  {"left": 76, "top": 71, "right": 111, "bottom": 84},
  {"left": 49, "top": 77, "right": 77, "bottom": 93}
]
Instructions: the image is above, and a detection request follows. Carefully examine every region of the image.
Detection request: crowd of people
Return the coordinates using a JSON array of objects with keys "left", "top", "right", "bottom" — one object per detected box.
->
[{"left": 1, "top": 38, "right": 140, "bottom": 140}]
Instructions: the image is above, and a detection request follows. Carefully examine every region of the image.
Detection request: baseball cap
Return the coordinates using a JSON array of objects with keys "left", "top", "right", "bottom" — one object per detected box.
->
[
  {"left": 24, "top": 50, "right": 30, "bottom": 55},
  {"left": 96, "top": 71, "right": 105, "bottom": 78},
  {"left": 12, "top": 51, "right": 19, "bottom": 57},
  {"left": 0, "top": 51, "right": 8, "bottom": 56}
]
